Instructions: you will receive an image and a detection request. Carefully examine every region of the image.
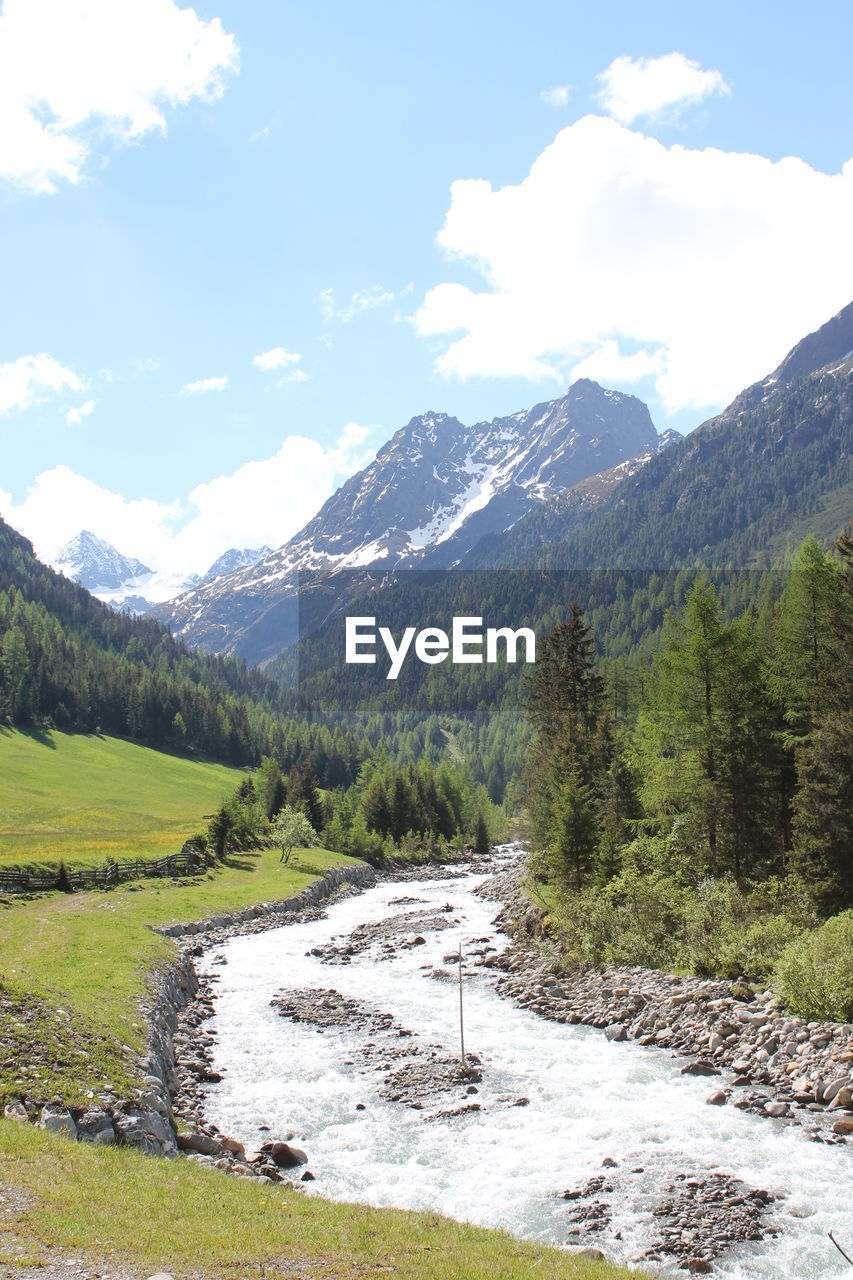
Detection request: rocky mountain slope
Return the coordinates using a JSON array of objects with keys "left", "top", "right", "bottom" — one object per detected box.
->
[
  {"left": 467, "top": 301, "right": 853, "bottom": 570},
  {"left": 153, "top": 380, "right": 666, "bottom": 660}
]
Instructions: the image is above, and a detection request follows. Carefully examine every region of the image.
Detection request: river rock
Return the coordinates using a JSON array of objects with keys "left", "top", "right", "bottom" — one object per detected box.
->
[
  {"left": 39, "top": 1103, "right": 77, "bottom": 1139},
  {"left": 821, "top": 1077, "right": 849, "bottom": 1104},
  {"left": 604, "top": 1023, "right": 626, "bottom": 1042},
  {"left": 220, "top": 1135, "right": 246, "bottom": 1157},
  {"left": 681, "top": 1060, "right": 720, "bottom": 1076},
  {"left": 177, "top": 1129, "right": 221, "bottom": 1156},
  {"left": 114, "top": 1108, "right": 176, "bottom": 1155},
  {"left": 763, "top": 1101, "right": 788, "bottom": 1118},
  {"left": 3, "top": 1100, "right": 28, "bottom": 1123},
  {"left": 706, "top": 1091, "right": 728, "bottom": 1106},
  {"left": 832, "top": 1119, "right": 853, "bottom": 1136},
  {"left": 263, "top": 1140, "right": 308, "bottom": 1168},
  {"left": 76, "top": 1109, "right": 115, "bottom": 1144}
]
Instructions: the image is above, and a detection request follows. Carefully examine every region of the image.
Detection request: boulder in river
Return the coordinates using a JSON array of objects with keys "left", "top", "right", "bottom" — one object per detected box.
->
[
  {"left": 681, "top": 1060, "right": 721, "bottom": 1077},
  {"left": 263, "top": 1140, "right": 308, "bottom": 1168}
]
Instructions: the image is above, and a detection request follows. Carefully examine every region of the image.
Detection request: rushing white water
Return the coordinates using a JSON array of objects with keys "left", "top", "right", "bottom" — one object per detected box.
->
[{"left": 197, "top": 853, "right": 853, "bottom": 1278}]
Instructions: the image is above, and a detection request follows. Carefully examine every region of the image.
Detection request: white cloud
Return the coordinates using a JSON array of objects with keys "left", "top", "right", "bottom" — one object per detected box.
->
[
  {"left": 0, "top": 465, "right": 181, "bottom": 575},
  {"left": 133, "top": 356, "right": 160, "bottom": 374},
  {"left": 282, "top": 368, "right": 309, "bottom": 384},
  {"left": 252, "top": 346, "right": 303, "bottom": 372},
  {"left": 0, "top": 353, "right": 84, "bottom": 416},
  {"left": 180, "top": 375, "right": 228, "bottom": 395},
  {"left": 2, "top": 424, "right": 376, "bottom": 584},
  {"left": 541, "top": 85, "right": 571, "bottom": 108},
  {"left": 415, "top": 114, "right": 853, "bottom": 412},
  {"left": 65, "top": 398, "right": 97, "bottom": 425},
  {"left": 0, "top": 0, "right": 238, "bottom": 194},
  {"left": 321, "top": 285, "right": 396, "bottom": 323},
  {"left": 596, "top": 52, "right": 730, "bottom": 125},
  {"left": 569, "top": 343, "right": 664, "bottom": 386}
]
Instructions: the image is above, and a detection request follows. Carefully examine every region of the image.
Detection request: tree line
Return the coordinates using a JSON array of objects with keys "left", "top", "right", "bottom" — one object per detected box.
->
[
  {"left": 526, "top": 530, "right": 853, "bottom": 988},
  {"left": 200, "top": 751, "right": 499, "bottom": 866}
]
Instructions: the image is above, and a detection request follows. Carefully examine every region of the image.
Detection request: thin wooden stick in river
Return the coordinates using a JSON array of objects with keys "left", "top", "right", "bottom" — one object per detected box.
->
[{"left": 458, "top": 940, "right": 466, "bottom": 1068}]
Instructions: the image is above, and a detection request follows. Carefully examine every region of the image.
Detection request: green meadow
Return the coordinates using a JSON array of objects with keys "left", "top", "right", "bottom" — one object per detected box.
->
[{"left": 0, "top": 727, "right": 245, "bottom": 867}]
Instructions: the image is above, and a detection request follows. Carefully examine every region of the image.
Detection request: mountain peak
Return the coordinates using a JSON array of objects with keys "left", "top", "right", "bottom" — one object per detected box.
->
[
  {"left": 54, "top": 530, "right": 151, "bottom": 591},
  {"left": 770, "top": 299, "right": 853, "bottom": 387},
  {"left": 154, "top": 382, "right": 660, "bottom": 662}
]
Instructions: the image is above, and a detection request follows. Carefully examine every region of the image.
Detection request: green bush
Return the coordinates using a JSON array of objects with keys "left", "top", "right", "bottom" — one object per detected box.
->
[{"left": 773, "top": 911, "right": 853, "bottom": 1022}]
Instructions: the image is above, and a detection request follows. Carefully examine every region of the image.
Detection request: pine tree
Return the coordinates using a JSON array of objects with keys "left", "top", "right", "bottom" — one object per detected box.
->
[
  {"left": 263, "top": 760, "right": 287, "bottom": 820},
  {"left": 789, "top": 527, "right": 853, "bottom": 909},
  {"left": 768, "top": 536, "right": 842, "bottom": 747},
  {"left": 526, "top": 600, "right": 604, "bottom": 742},
  {"left": 473, "top": 809, "right": 491, "bottom": 854},
  {"left": 297, "top": 760, "right": 324, "bottom": 832},
  {"left": 549, "top": 765, "right": 598, "bottom": 891}
]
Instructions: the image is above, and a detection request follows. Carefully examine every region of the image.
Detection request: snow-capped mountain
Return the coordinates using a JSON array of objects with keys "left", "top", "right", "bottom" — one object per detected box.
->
[
  {"left": 153, "top": 379, "right": 663, "bottom": 661},
  {"left": 52, "top": 532, "right": 273, "bottom": 615},
  {"left": 52, "top": 530, "right": 199, "bottom": 613},
  {"left": 199, "top": 546, "right": 272, "bottom": 584},
  {"left": 53, "top": 530, "right": 152, "bottom": 594}
]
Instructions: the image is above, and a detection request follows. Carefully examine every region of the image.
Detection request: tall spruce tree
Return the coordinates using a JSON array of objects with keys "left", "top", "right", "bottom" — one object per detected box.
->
[
  {"left": 789, "top": 528, "right": 853, "bottom": 909},
  {"left": 638, "top": 582, "right": 778, "bottom": 879}
]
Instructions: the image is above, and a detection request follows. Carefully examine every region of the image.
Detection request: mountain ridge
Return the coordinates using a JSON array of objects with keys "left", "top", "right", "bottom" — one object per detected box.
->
[
  {"left": 152, "top": 379, "right": 667, "bottom": 660},
  {"left": 468, "top": 301, "right": 853, "bottom": 571}
]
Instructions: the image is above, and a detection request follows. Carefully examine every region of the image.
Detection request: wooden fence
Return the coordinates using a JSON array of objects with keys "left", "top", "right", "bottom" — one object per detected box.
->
[{"left": 0, "top": 847, "right": 208, "bottom": 897}]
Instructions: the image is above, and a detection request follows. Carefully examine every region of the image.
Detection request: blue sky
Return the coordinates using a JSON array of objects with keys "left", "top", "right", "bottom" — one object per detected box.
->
[{"left": 2, "top": 0, "right": 853, "bottom": 582}]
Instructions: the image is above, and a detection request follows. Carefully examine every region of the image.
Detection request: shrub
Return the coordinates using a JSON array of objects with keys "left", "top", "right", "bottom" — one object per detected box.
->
[{"left": 773, "top": 911, "right": 853, "bottom": 1022}]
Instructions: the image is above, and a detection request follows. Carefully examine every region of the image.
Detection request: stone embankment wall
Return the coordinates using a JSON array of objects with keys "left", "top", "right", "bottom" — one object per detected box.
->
[{"left": 3, "top": 862, "right": 376, "bottom": 1159}]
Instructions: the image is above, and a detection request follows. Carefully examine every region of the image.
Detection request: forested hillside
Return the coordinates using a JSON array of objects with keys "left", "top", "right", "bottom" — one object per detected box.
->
[{"left": 0, "top": 517, "right": 366, "bottom": 782}]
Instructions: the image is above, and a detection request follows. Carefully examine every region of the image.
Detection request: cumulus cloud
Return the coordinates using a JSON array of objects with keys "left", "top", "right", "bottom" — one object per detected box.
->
[
  {"left": 0, "top": 0, "right": 238, "bottom": 194},
  {"left": 65, "top": 398, "right": 97, "bottom": 425},
  {"left": 0, "top": 353, "right": 84, "bottom": 416},
  {"left": 541, "top": 85, "right": 571, "bottom": 108},
  {"left": 180, "top": 375, "right": 228, "bottom": 395},
  {"left": 252, "top": 346, "right": 302, "bottom": 372},
  {"left": 596, "top": 52, "right": 730, "bottom": 125},
  {"left": 2, "top": 423, "right": 376, "bottom": 583},
  {"left": 320, "top": 285, "right": 396, "bottom": 323},
  {"left": 0, "top": 465, "right": 181, "bottom": 576},
  {"left": 415, "top": 114, "right": 853, "bottom": 412}
]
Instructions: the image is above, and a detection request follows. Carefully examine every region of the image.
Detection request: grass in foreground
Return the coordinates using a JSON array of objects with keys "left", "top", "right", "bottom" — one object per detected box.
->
[
  {"left": 0, "top": 843, "right": 353, "bottom": 1108},
  {"left": 0, "top": 1123, "right": 639, "bottom": 1280},
  {"left": 0, "top": 727, "right": 245, "bottom": 868}
]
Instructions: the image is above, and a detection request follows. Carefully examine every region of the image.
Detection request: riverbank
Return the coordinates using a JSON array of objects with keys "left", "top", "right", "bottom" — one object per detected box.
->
[
  {"left": 177, "top": 849, "right": 853, "bottom": 1276},
  {"left": 5, "top": 845, "right": 852, "bottom": 1277},
  {"left": 0, "top": 846, "right": 636, "bottom": 1280},
  {"left": 485, "top": 862, "right": 853, "bottom": 1143},
  {"left": 153, "top": 847, "right": 851, "bottom": 1204}
]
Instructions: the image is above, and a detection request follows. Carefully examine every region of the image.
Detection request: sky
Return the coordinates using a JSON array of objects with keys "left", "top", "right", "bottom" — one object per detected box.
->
[{"left": 2, "top": 0, "right": 853, "bottom": 582}]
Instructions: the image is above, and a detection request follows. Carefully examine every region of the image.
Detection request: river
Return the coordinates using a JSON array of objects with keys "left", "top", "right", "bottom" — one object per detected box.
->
[{"left": 195, "top": 850, "right": 852, "bottom": 1278}]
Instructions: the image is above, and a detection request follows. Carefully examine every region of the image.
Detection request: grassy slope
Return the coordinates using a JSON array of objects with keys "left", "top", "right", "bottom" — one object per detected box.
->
[
  {"left": 0, "top": 728, "right": 245, "bottom": 867},
  {"left": 0, "top": 1126, "right": 637, "bottom": 1280},
  {"left": 0, "top": 844, "right": 353, "bottom": 1108}
]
